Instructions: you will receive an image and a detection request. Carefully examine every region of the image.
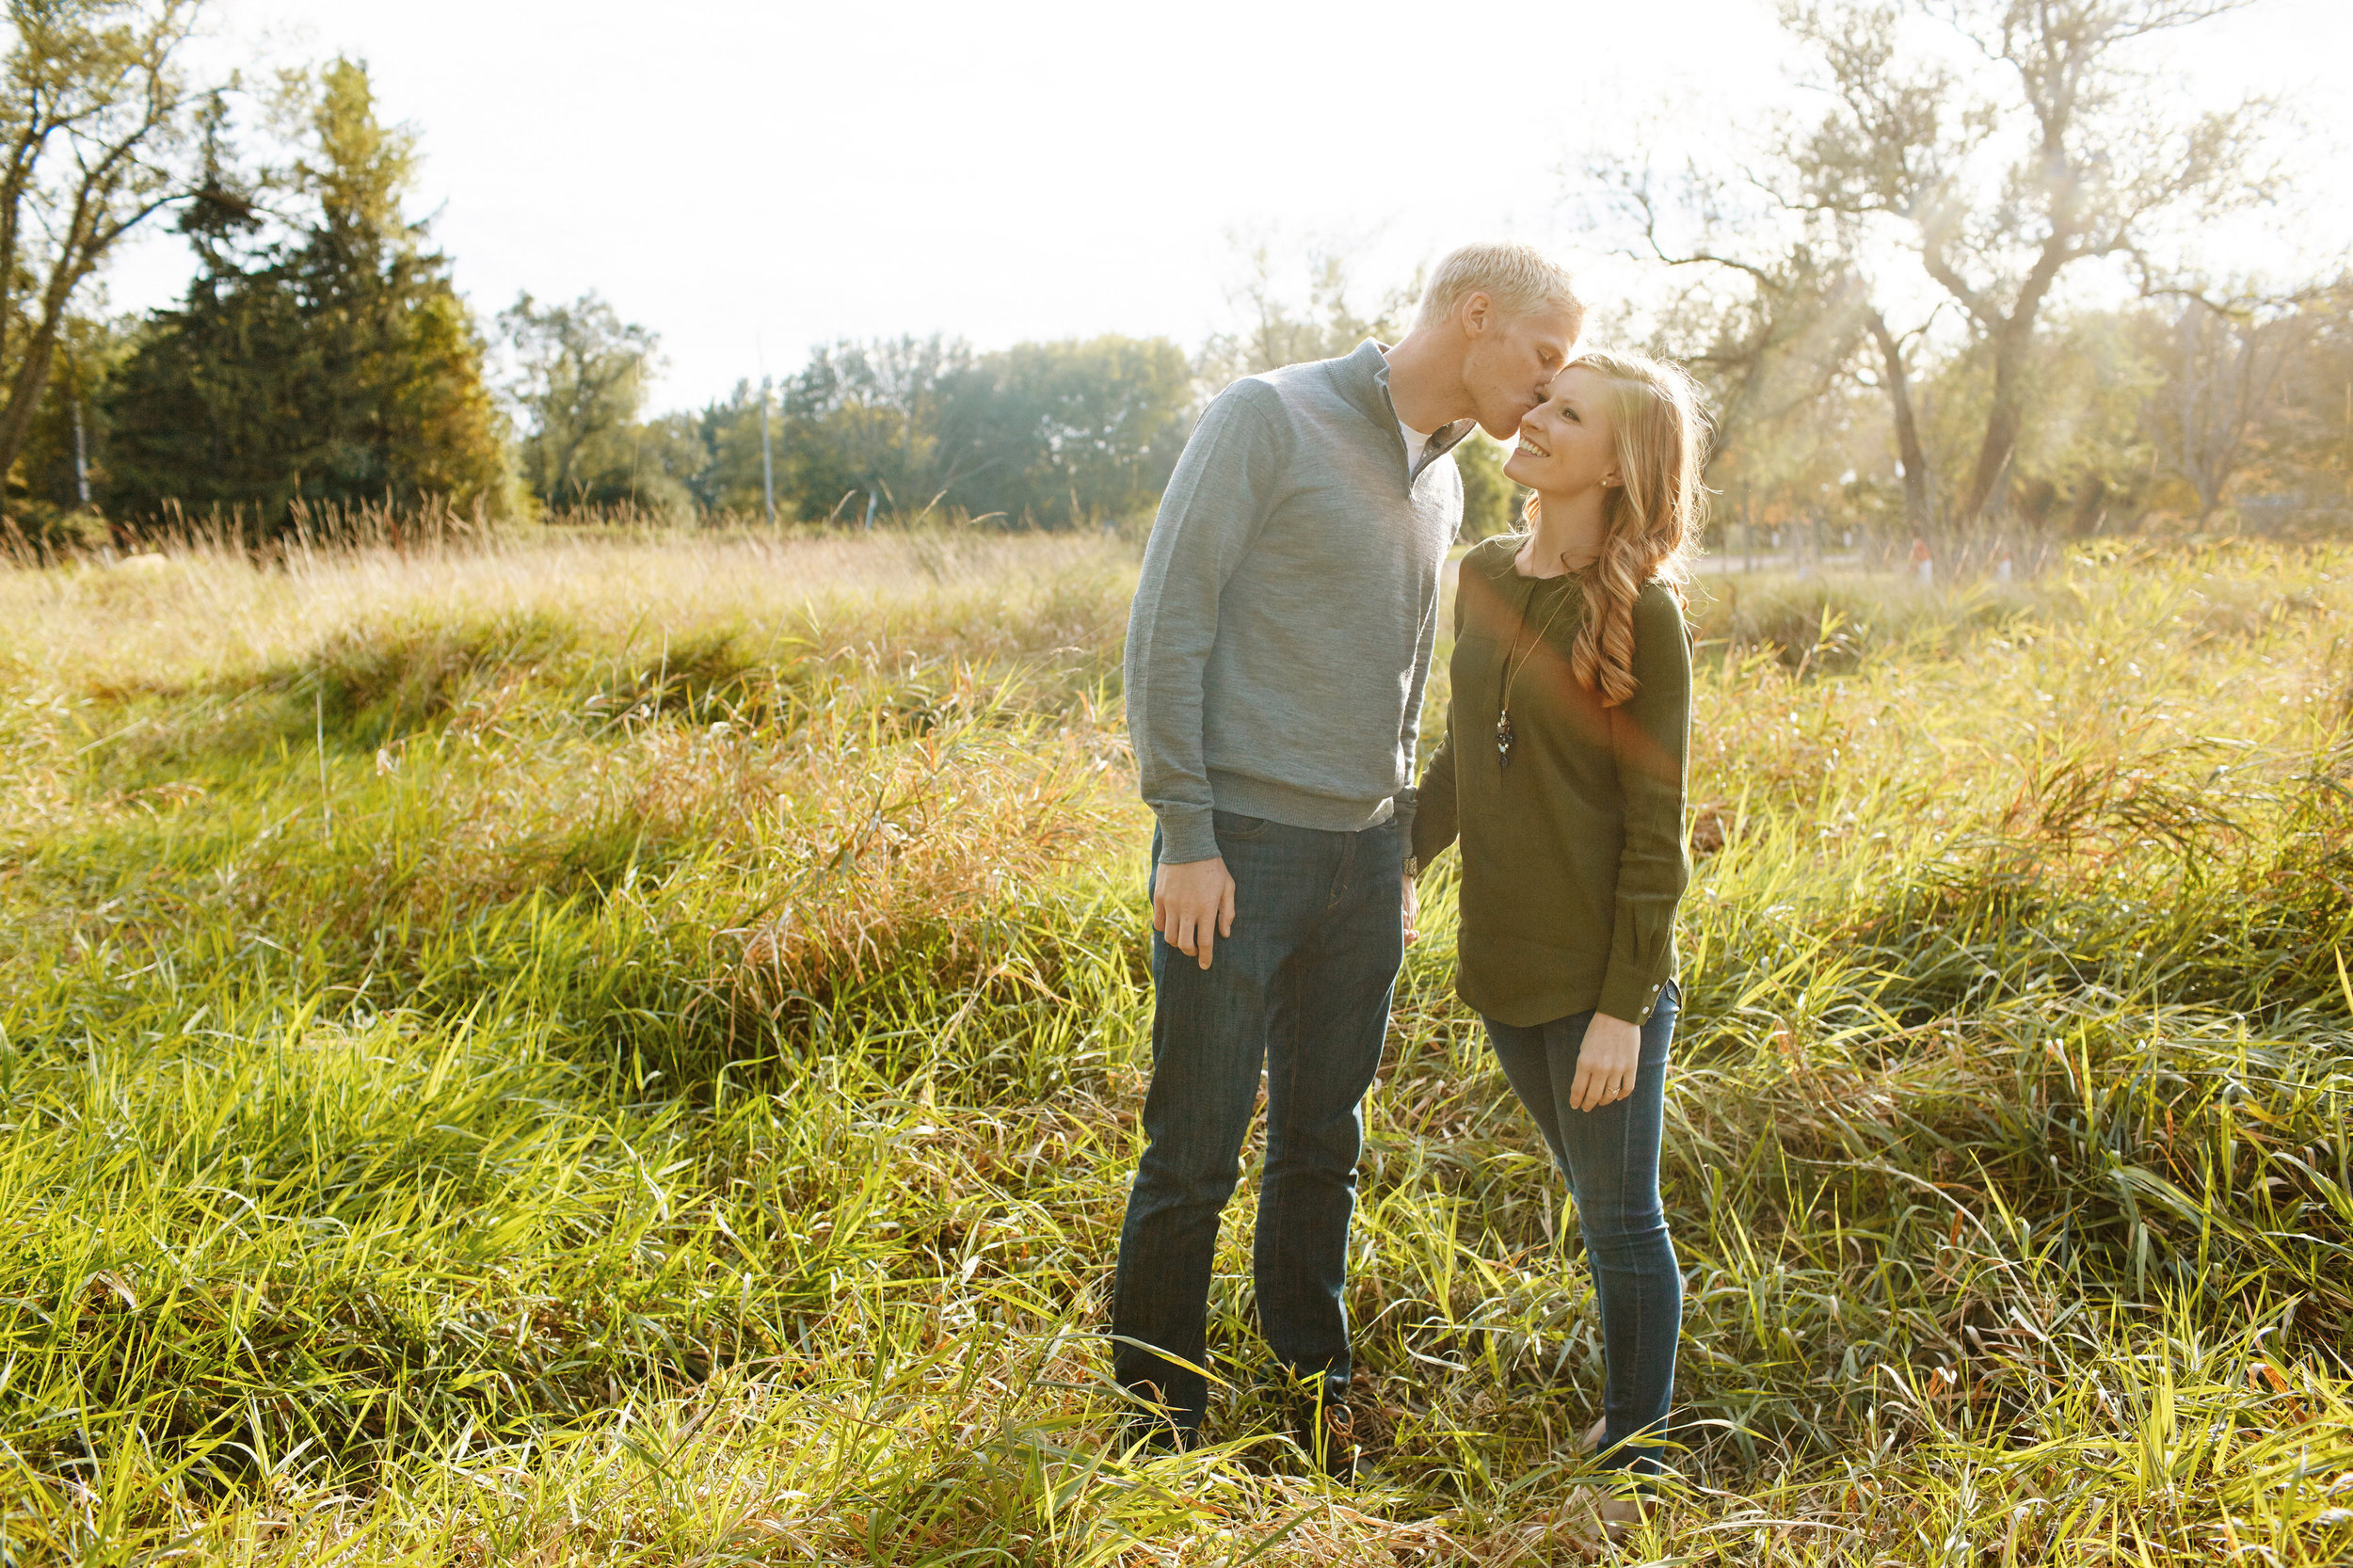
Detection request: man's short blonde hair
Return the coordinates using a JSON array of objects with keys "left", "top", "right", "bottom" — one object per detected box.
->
[{"left": 1414, "top": 241, "right": 1584, "bottom": 333}]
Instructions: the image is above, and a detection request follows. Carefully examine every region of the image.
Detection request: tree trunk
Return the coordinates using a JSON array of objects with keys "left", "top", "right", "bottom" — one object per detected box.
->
[
  {"left": 2194, "top": 473, "right": 2224, "bottom": 522},
  {"left": 1953, "top": 316, "right": 2036, "bottom": 529},
  {"left": 0, "top": 318, "right": 65, "bottom": 491},
  {"left": 1866, "top": 310, "right": 1930, "bottom": 536},
  {"left": 1948, "top": 235, "right": 2073, "bottom": 530}
]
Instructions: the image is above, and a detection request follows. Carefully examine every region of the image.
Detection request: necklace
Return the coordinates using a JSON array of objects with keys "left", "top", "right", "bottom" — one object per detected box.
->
[{"left": 1495, "top": 568, "right": 1578, "bottom": 771}]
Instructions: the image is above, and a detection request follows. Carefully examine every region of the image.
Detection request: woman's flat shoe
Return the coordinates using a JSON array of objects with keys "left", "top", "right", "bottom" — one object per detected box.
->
[{"left": 1599, "top": 1493, "right": 1656, "bottom": 1544}]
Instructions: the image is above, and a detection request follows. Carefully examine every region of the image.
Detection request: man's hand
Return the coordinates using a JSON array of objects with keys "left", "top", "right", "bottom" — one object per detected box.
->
[
  {"left": 1568, "top": 1013, "right": 1641, "bottom": 1112},
  {"left": 1402, "top": 873, "right": 1420, "bottom": 944},
  {"left": 1153, "top": 856, "right": 1236, "bottom": 970}
]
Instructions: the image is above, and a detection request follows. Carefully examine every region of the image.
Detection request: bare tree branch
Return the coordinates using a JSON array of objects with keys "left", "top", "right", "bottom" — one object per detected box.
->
[{"left": 0, "top": 0, "right": 208, "bottom": 491}]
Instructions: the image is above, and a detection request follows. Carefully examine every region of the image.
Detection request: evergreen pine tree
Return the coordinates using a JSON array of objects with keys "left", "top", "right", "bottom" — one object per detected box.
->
[{"left": 104, "top": 60, "right": 510, "bottom": 531}]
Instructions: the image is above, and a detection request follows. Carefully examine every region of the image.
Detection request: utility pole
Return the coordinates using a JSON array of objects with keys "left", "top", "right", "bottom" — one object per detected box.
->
[
  {"left": 65, "top": 342, "right": 90, "bottom": 509},
  {"left": 72, "top": 399, "right": 89, "bottom": 508},
  {"left": 760, "top": 375, "right": 776, "bottom": 525}
]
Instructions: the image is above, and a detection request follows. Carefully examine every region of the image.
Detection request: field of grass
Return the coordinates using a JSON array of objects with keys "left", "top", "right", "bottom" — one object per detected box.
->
[{"left": 0, "top": 524, "right": 2348, "bottom": 1564}]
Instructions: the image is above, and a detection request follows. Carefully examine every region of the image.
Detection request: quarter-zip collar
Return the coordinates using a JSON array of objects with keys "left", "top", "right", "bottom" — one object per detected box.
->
[{"left": 1344, "top": 339, "right": 1475, "bottom": 488}]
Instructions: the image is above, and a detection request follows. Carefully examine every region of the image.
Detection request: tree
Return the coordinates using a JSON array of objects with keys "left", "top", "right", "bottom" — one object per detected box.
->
[
  {"left": 1455, "top": 433, "right": 1521, "bottom": 540},
  {"left": 103, "top": 57, "right": 509, "bottom": 528},
  {"left": 1593, "top": 162, "right": 1873, "bottom": 479},
  {"left": 2142, "top": 291, "right": 2310, "bottom": 520},
  {"left": 1784, "top": 0, "right": 2273, "bottom": 529},
  {"left": 0, "top": 0, "right": 208, "bottom": 504},
  {"left": 753, "top": 332, "right": 1192, "bottom": 528},
  {"left": 946, "top": 336, "right": 1191, "bottom": 526},
  {"left": 7, "top": 309, "right": 126, "bottom": 530},
  {"left": 632, "top": 405, "right": 721, "bottom": 511},
  {"left": 636, "top": 383, "right": 776, "bottom": 516},
  {"left": 1586, "top": 153, "right": 1894, "bottom": 545},
  {"left": 1859, "top": 307, "right": 1936, "bottom": 534},
  {"left": 499, "top": 291, "right": 666, "bottom": 510},
  {"left": 2258, "top": 280, "right": 2353, "bottom": 526},
  {"left": 780, "top": 334, "right": 970, "bottom": 522},
  {"left": 1194, "top": 237, "right": 1418, "bottom": 393},
  {"left": 1976, "top": 306, "right": 2160, "bottom": 534}
]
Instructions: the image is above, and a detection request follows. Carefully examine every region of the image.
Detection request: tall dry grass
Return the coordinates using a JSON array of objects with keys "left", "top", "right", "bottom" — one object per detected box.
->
[
  {"left": 0, "top": 526, "right": 1131, "bottom": 690},
  {"left": 0, "top": 525, "right": 2346, "bottom": 1563}
]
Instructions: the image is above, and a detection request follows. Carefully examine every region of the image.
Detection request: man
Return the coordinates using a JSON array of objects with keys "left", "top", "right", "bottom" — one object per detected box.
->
[{"left": 1114, "top": 241, "right": 1585, "bottom": 1476}]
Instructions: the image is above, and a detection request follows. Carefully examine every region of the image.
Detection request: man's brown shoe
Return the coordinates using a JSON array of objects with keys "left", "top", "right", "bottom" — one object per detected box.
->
[{"left": 1289, "top": 1373, "right": 1359, "bottom": 1482}]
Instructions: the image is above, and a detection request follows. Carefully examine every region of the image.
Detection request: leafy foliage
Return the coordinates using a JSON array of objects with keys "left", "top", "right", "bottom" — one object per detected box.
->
[
  {"left": 1454, "top": 431, "right": 1522, "bottom": 540},
  {"left": 498, "top": 290, "right": 673, "bottom": 513},
  {"left": 1585, "top": 1, "right": 2335, "bottom": 552},
  {"left": 0, "top": 0, "right": 207, "bottom": 499},
  {"left": 1193, "top": 239, "right": 1417, "bottom": 392},
  {"left": 632, "top": 333, "right": 1194, "bottom": 527},
  {"left": 100, "top": 59, "right": 510, "bottom": 531}
]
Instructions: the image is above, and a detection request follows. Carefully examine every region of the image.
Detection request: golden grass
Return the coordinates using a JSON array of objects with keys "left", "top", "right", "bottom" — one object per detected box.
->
[
  {"left": 0, "top": 526, "right": 2347, "bottom": 1563},
  {"left": 0, "top": 528, "right": 1133, "bottom": 691}
]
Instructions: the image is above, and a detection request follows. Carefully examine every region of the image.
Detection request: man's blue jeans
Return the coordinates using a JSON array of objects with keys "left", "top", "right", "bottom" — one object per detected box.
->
[
  {"left": 1112, "top": 810, "right": 1405, "bottom": 1435},
  {"left": 1482, "top": 984, "right": 1681, "bottom": 1478}
]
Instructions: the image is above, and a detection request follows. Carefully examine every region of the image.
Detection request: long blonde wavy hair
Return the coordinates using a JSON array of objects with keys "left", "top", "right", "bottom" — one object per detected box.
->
[{"left": 1524, "top": 348, "right": 1710, "bottom": 706}]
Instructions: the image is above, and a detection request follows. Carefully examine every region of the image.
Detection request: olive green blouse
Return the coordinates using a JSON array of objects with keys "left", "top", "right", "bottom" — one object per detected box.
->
[{"left": 1410, "top": 535, "right": 1692, "bottom": 1028}]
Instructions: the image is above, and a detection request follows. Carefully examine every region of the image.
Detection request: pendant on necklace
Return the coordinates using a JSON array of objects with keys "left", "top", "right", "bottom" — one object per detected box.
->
[{"left": 1495, "top": 709, "right": 1515, "bottom": 770}]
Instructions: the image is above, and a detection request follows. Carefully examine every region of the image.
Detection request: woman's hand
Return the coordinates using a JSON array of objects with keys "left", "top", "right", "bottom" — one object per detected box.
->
[
  {"left": 1403, "top": 873, "right": 1420, "bottom": 943},
  {"left": 1569, "top": 1013, "right": 1641, "bottom": 1112}
]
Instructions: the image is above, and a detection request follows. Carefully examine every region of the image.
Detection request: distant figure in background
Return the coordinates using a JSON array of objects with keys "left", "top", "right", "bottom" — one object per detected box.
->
[
  {"left": 1994, "top": 548, "right": 2014, "bottom": 583},
  {"left": 1116, "top": 242, "right": 1585, "bottom": 1479},
  {"left": 1411, "top": 348, "right": 1708, "bottom": 1543},
  {"left": 1909, "top": 536, "right": 1934, "bottom": 584}
]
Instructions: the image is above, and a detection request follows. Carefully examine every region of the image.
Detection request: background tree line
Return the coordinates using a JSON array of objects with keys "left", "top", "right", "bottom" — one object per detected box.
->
[
  {"left": 1, "top": 0, "right": 2345, "bottom": 552},
  {"left": 0, "top": 5, "right": 1213, "bottom": 541},
  {"left": 486, "top": 235, "right": 1526, "bottom": 536},
  {"left": 0, "top": 2, "right": 1524, "bottom": 545},
  {"left": 497, "top": 308, "right": 1198, "bottom": 530}
]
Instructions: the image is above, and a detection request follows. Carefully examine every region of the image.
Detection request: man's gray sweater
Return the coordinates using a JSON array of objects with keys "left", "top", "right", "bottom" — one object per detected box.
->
[{"left": 1124, "top": 339, "right": 1471, "bottom": 866}]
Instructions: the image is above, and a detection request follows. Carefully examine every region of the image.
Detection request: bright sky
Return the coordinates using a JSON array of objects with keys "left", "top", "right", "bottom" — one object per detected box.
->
[{"left": 103, "top": 0, "right": 2353, "bottom": 411}]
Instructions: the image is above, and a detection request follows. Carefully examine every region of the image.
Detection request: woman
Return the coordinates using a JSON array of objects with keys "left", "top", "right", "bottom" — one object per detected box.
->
[{"left": 1408, "top": 348, "right": 1705, "bottom": 1535}]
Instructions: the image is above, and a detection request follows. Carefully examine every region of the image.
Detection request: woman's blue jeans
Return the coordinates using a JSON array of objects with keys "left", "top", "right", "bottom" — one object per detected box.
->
[{"left": 1482, "top": 984, "right": 1680, "bottom": 1478}]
